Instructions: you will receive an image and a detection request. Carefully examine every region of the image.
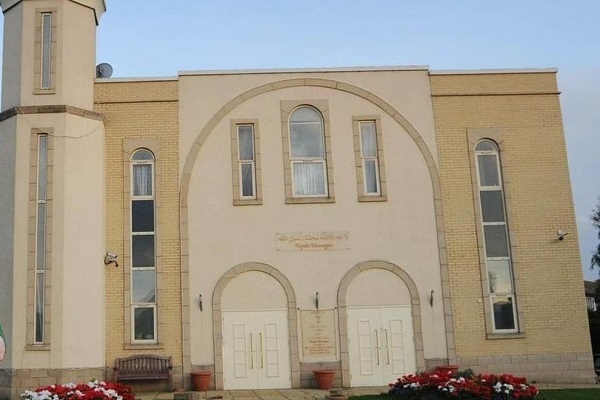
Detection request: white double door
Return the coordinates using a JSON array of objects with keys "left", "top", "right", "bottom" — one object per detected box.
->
[
  {"left": 222, "top": 310, "right": 291, "bottom": 389},
  {"left": 348, "top": 306, "right": 416, "bottom": 387}
]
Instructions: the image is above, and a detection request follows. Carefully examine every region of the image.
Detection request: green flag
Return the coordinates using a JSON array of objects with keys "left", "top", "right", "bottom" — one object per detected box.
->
[{"left": 0, "top": 321, "right": 6, "bottom": 361}]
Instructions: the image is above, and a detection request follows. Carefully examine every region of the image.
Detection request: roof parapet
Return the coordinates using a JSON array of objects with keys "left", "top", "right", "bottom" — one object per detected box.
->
[{"left": 430, "top": 68, "right": 558, "bottom": 75}]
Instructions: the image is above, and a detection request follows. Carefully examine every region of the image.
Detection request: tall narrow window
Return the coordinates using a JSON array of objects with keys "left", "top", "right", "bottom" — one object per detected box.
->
[
  {"left": 359, "top": 121, "right": 380, "bottom": 195},
  {"left": 475, "top": 140, "right": 518, "bottom": 333},
  {"left": 131, "top": 149, "right": 157, "bottom": 343},
  {"left": 41, "top": 13, "right": 52, "bottom": 90},
  {"left": 237, "top": 124, "right": 256, "bottom": 199},
  {"left": 289, "top": 106, "right": 327, "bottom": 197},
  {"left": 34, "top": 135, "right": 48, "bottom": 344},
  {"left": 231, "top": 120, "right": 262, "bottom": 205},
  {"left": 353, "top": 116, "right": 387, "bottom": 201}
]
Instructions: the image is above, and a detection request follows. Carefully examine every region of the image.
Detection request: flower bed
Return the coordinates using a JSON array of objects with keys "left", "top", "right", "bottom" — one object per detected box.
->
[
  {"left": 388, "top": 371, "right": 538, "bottom": 400},
  {"left": 21, "top": 380, "right": 135, "bottom": 400}
]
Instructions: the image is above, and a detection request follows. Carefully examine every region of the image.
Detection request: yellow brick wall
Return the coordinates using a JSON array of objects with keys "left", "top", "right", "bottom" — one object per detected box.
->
[
  {"left": 95, "top": 80, "right": 178, "bottom": 103},
  {"left": 430, "top": 71, "right": 559, "bottom": 96},
  {"left": 94, "top": 80, "right": 182, "bottom": 370},
  {"left": 432, "top": 72, "right": 591, "bottom": 357}
]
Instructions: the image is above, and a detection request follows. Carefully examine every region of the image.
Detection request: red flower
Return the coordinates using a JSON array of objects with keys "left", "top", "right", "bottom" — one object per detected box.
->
[{"left": 388, "top": 371, "right": 538, "bottom": 400}]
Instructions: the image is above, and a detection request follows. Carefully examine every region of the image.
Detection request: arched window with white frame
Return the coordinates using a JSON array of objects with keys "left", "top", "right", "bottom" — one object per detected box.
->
[
  {"left": 475, "top": 139, "right": 518, "bottom": 333},
  {"left": 289, "top": 106, "right": 328, "bottom": 197},
  {"left": 130, "top": 149, "right": 157, "bottom": 343}
]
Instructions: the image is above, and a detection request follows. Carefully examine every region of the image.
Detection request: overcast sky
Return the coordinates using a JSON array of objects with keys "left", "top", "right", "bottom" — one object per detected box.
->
[{"left": 2, "top": 1, "right": 599, "bottom": 280}]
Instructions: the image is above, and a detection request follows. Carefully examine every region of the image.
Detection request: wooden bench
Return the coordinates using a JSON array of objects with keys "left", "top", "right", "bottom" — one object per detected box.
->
[{"left": 114, "top": 354, "right": 172, "bottom": 390}]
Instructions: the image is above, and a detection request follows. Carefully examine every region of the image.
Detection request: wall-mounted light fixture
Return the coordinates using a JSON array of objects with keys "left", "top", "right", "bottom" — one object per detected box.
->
[
  {"left": 556, "top": 230, "right": 569, "bottom": 241},
  {"left": 315, "top": 292, "right": 319, "bottom": 310},
  {"left": 199, "top": 294, "right": 203, "bottom": 312},
  {"left": 429, "top": 290, "right": 434, "bottom": 307},
  {"left": 104, "top": 252, "right": 118, "bottom": 267}
]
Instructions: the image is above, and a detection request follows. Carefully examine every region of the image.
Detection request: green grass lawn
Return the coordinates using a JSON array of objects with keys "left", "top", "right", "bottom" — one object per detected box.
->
[{"left": 350, "top": 389, "right": 600, "bottom": 400}]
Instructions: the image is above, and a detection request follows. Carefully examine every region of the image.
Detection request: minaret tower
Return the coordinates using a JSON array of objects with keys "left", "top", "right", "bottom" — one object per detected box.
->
[{"left": 0, "top": 1, "right": 106, "bottom": 396}]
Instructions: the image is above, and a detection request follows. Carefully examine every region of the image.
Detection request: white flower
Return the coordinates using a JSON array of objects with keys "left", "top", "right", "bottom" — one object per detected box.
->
[{"left": 20, "top": 390, "right": 36, "bottom": 399}]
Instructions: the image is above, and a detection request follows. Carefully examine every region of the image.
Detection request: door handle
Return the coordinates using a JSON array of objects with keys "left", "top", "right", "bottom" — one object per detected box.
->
[
  {"left": 374, "top": 329, "right": 380, "bottom": 365},
  {"left": 384, "top": 328, "right": 390, "bottom": 365},
  {"left": 249, "top": 333, "right": 254, "bottom": 369},
  {"left": 258, "top": 332, "right": 264, "bottom": 369}
]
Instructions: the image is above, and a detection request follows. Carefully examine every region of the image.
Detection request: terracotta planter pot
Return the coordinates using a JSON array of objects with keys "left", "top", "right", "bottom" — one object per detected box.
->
[
  {"left": 434, "top": 365, "right": 459, "bottom": 376},
  {"left": 313, "top": 369, "right": 335, "bottom": 390},
  {"left": 190, "top": 371, "right": 212, "bottom": 391}
]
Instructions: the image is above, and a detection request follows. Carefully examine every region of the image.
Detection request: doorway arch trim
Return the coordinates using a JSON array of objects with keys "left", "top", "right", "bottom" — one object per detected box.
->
[
  {"left": 337, "top": 260, "right": 425, "bottom": 387},
  {"left": 213, "top": 262, "right": 299, "bottom": 389}
]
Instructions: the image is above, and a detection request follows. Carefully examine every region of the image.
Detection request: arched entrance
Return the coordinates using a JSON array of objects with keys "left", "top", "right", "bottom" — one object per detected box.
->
[
  {"left": 213, "top": 263, "right": 299, "bottom": 389},
  {"left": 338, "top": 261, "right": 425, "bottom": 387}
]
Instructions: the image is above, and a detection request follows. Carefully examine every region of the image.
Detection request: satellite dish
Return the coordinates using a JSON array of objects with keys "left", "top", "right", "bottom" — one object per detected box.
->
[{"left": 96, "top": 63, "right": 113, "bottom": 78}]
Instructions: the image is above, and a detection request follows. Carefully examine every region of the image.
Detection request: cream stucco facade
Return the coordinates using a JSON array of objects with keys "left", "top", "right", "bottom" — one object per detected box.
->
[{"left": 0, "top": 1, "right": 595, "bottom": 398}]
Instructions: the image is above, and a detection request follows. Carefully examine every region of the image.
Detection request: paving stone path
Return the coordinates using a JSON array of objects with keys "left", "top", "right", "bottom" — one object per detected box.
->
[{"left": 137, "top": 387, "right": 388, "bottom": 400}]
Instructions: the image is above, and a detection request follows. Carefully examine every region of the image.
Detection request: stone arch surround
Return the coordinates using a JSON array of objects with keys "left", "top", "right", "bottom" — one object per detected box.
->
[
  {"left": 179, "top": 77, "right": 456, "bottom": 385},
  {"left": 337, "top": 260, "right": 426, "bottom": 386},
  {"left": 212, "top": 262, "right": 300, "bottom": 389}
]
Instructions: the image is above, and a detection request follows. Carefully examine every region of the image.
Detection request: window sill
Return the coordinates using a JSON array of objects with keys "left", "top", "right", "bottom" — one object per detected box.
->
[
  {"left": 486, "top": 332, "right": 526, "bottom": 340},
  {"left": 286, "top": 197, "right": 335, "bottom": 205},
  {"left": 358, "top": 195, "right": 388, "bottom": 202},
  {"left": 233, "top": 199, "right": 263, "bottom": 206},
  {"left": 26, "top": 344, "right": 50, "bottom": 351},
  {"left": 123, "top": 343, "right": 165, "bottom": 350},
  {"left": 33, "top": 88, "right": 56, "bottom": 95}
]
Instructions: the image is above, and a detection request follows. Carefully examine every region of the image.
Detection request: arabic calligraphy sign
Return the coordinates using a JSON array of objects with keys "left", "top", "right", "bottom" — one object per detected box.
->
[{"left": 276, "top": 231, "right": 350, "bottom": 251}]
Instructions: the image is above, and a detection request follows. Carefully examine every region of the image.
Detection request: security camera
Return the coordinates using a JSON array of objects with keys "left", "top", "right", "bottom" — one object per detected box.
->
[
  {"left": 557, "top": 230, "right": 569, "bottom": 241},
  {"left": 104, "top": 252, "right": 119, "bottom": 266}
]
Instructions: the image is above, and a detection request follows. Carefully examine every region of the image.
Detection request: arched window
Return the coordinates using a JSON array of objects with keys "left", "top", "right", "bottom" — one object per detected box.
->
[
  {"left": 131, "top": 149, "right": 157, "bottom": 342},
  {"left": 475, "top": 140, "right": 518, "bottom": 332},
  {"left": 289, "top": 106, "right": 327, "bottom": 197}
]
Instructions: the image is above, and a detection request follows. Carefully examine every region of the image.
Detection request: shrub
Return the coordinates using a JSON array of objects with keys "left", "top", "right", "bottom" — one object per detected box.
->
[
  {"left": 21, "top": 380, "right": 135, "bottom": 400},
  {"left": 388, "top": 371, "right": 538, "bottom": 400}
]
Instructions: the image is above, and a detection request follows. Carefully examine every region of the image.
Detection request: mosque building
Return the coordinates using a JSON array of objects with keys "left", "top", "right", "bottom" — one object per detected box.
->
[{"left": 0, "top": 1, "right": 594, "bottom": 397}]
